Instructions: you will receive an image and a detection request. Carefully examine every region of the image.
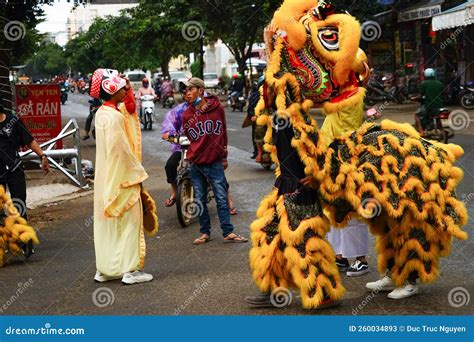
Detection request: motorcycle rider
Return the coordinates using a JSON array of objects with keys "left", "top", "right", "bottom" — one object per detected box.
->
[
  {"left": 135, "top": 78, "right": 156, "bottom": 121},
  {"left": 154, "top": 77, "right": 162, "bottom": 100},
  {"left": 413, "top": 68, "right": 444, "bottom": 135},
  {"left": 161, "top": 83, "right": 238, "bottom": 214},
  {"left": 161, "top": 84, "right": 189, "bottom": 207},
  {"left": 246, "top": 75, "right": 264, "bottom": 159},
  {"left": 82, "top": 97, "right": 102, "bottom": 140},
  {"left": 160, "top": 76, "right": 174, "bottom": 106},
  {"left": 228, "top": 73, "right": 244, "bottom": 106}
]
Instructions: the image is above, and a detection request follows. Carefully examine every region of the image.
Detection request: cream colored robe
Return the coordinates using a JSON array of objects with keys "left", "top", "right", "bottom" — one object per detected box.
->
[{"left": 93, "top": 104, "right": 148, "bottom": 277}]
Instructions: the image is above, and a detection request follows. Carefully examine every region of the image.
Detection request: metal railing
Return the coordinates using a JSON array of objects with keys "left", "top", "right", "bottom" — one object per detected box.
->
[{"left": 19, "top": 119, "right": 87, "bottom": 188}]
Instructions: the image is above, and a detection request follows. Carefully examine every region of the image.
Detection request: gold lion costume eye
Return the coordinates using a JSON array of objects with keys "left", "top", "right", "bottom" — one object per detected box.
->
[{"left": 318, "top": 27, "right": 339, "bottom": 51}]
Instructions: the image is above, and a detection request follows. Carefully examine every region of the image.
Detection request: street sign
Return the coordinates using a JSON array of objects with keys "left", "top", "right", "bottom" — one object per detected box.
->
[{"left": 15, "top": 84, "right": 63, "bottom": 148}]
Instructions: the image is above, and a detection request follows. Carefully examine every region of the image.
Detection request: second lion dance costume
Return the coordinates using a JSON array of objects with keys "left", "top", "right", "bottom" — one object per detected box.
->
[{"left": 248, "top": 0, "right": 468, "bottom": 309}]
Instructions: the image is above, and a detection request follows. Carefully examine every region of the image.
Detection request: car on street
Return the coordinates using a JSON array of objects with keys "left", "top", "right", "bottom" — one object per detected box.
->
[
  {"left": 169, "top": 70, "right": 189, "bottom": 91},
  {"left": 204, "top": 73, "right": 219, "bottom": 90},
  {"left": 124, "top": 70, "right": 147, "bottom": 92}
]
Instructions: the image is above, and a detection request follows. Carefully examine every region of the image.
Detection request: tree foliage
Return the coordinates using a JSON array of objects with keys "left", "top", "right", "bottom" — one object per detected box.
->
[{"left": 22, "top": 42, "right": 67, "bottom": 78}]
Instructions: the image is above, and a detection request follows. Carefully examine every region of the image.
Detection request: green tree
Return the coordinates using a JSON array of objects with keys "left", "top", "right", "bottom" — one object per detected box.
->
[
  {"left": 23, "top": 42, "right": 68, "bottom": 79},
  {"left": 193, "top": 0, "right": 281, "bottom": 75}
]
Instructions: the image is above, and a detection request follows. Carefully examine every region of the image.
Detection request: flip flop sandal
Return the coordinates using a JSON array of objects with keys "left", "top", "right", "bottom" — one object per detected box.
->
[
  {"left": 193, "top": 236, "right": 212, "bottom": 245},
  {"left": 224, "top": 234, "right": 248, "bottom": 243},
  {"left": 164, "top": 197, "right": 176, "bottom": 207}
]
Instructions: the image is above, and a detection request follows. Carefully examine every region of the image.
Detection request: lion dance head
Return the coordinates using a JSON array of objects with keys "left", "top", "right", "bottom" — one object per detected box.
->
[{"left": 262, "top": 0, "right": 370, "bottom": 113}]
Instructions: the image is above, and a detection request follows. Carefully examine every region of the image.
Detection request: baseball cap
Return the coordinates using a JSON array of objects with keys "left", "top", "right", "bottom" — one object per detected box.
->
[{"left": 183, "top": 77, "right": 205, "bottom": 89}]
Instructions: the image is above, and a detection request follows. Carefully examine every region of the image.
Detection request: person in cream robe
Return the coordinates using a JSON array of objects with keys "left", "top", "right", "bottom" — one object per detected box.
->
[{"left": 90, "top": 68, "right": 158, "bottom": 285}]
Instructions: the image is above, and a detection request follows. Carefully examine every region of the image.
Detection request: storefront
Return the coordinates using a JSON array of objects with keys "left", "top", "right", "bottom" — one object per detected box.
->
[
  {"left": 397, "top": 0, "right": 445, "bottom": 78},
  {"left": 432, "top": 0, "right": 474, "bottom": 82}
]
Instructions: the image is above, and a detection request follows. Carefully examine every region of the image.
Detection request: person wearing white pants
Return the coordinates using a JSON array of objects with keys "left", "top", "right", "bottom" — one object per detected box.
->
[{"left": 327, "top": 219, "right": 369, "bottom": 276}]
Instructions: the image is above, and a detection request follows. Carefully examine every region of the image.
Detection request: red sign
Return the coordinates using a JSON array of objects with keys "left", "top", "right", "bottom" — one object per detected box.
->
[{"left": 15, "top": 84, "right": 62, "bottom": 148}]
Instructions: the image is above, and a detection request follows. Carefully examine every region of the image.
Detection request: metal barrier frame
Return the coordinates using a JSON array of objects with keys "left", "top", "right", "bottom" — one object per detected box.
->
[{"left": 19, "top": 119, "right": 87, "bottom": 188}]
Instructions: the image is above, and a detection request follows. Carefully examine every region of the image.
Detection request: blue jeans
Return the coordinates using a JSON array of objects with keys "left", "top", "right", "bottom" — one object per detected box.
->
[{"left": 189, "top": 162, "right": 233, "bottom": 237}]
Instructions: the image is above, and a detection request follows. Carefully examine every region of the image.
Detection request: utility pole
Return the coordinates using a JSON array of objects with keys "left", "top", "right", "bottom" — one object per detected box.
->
[{"left": 199, "top": 35, "right": 204, "bottom": 79}]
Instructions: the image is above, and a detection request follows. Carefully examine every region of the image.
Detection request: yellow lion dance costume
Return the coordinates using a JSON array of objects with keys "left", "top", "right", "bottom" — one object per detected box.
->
[
  {"left": 249, "top": 0, "right": 468, "bottom": 309},
  {"left": 0, "top": 186, "right": 39, "bottom": 267}
]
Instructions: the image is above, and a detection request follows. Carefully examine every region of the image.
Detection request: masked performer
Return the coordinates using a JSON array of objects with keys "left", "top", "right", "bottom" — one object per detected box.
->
[
  {"left": 246, "top": 0, "right": 468, "bottom": 309},
  {"left": 90, "top": 69, "right": 158, "bottom": 285}
]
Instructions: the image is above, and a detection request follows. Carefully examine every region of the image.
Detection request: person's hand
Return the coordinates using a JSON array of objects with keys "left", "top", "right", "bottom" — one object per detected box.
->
[
  {"left": 251, "top": 115, "right": 257, "bottom": 122},
  {"left": 162, "top": 133, "right": 170, "bottom": 140},
  {"left": 41, "top": 156, "right": 51, "bottom": 175},
  {"left": 222, "top": 159, "right": 228, "bottom": 170}
]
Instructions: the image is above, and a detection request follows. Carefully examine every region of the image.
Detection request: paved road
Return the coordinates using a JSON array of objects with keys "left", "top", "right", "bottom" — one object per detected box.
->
[{"left": 0, "top": 93, "right": 472, "bottom": 315}]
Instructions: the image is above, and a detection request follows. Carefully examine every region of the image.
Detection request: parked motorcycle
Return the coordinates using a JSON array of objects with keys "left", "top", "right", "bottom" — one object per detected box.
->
[
  {"left": 365, "top": 73, "right": 407, "bottom": 105},
  {"left": 165, "top": 135, "right": 213, "bottom": 227},
  {"left": 140, "top": 94, "right": 155, "bottom": 130},
  {"left": 460, "top": 81, "right": 474, "bottom": 110}
]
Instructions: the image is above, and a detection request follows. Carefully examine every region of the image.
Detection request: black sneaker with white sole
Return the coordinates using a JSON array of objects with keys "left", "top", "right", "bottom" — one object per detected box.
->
[
  {"left": 346, "top": 260, "right": 369, "bottom": 276},
  {"left": 335, "top": 257, "right": 350, "bottom": 272}
]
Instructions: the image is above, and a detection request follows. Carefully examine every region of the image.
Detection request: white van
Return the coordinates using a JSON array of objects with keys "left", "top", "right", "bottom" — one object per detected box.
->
[{"left": 124, "top": 70, "right": 147, "bottom": 92}]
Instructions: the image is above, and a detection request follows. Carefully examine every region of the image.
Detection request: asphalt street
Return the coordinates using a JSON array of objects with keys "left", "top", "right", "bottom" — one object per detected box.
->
[{"left": 0, "top": 92, "right": 472, "bottom": 315}]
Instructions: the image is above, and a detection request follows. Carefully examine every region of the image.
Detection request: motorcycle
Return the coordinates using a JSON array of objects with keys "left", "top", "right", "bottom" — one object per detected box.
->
[
  {"left": 78, "top": 84, "right": 89, "bottom": 95},
  {"left": 412, "top": 96, "right": 454, "bottom": 143},
  {"left": 228, "top": 93, "right": 246, "bottom": 112},
  {"left": 162, "top": 92, "right": 175, "bottom": 108},
  {"left": 165, "top": 135, "right": 213, "bottom": 227},
  {"left": 140, "top": 94, "right": 155, "bottom": 130},
  {"left": 60, "top": 84, "right": 68, "bottom": 105},
  {"left": 460, "top": 81, "right": 474, "bottom": 110}
]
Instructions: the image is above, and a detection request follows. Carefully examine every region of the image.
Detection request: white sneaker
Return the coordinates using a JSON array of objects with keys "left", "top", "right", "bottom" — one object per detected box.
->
[
  {"left": 94, "top": 271, "right": 121, "bottom": 283},
  {"left": 365, "top": 275, "right": 395, "bottom": 291},
  {"left": 387, "top": 283, "right": 419, "bottom": 299},
  {"left": 121, "top": 271, "right": 153, "bottom": 285}
]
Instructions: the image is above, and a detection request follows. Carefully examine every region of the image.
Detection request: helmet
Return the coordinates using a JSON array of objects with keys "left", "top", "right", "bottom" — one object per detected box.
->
[
  {"left": 232, "top": 74, "right": 239, "bottom": 79},
  {"left": 424, "top": 68, "right": 436, "bottom": 78},
  {"left": 142, "top": 78, "right": 149, "bottom": 86}
]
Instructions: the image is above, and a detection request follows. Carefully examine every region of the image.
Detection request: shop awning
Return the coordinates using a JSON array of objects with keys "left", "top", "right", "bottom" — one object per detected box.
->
[
  {"left": 432, "top": 0, "right": 474, "bottom": 31},
  {"left": 398, "top": 0, "right": 444, "bottom": 22}
]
